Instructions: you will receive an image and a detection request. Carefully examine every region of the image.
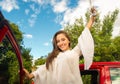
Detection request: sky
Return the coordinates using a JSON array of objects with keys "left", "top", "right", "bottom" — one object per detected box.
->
[{"left": 0, "top": 0, "right": 120, "bottom": 60}]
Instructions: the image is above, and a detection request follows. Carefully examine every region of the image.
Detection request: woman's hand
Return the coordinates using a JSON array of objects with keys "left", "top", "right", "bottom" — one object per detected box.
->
[
  {"left": 90, "top": 7, "right": 97, "bottom": 17},
  {"left": 86, "top": 7, "right": 97, "bottom": 29},
  {"left": 23, "top": 68, "right": 34, "bottom": 79}
]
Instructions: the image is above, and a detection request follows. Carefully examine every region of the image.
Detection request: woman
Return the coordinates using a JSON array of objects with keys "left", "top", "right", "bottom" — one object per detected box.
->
[{"left": 23, "top": 8, "right": 96, "bottom": 84}]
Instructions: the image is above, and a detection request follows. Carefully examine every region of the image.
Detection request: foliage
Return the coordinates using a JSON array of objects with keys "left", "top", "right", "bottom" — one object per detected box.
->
[
  {"left": 63, "top": 9, "right": 120, "bottom": 84},
  {"left": 93, "top": 9, "right": 119, "bottom": 61},
  {"left": 64, "top": 9, "right": 120, "bottom": 62},
  {"left": 7, "top": 51, "right": 20, "bottom": 84},
  {"left": 34, "top": 9, "right": 120, "bottom": 67},
  {"left": 111, "top": 36, "right": 120, "bottom": 61},
  {"left": 34, "top": 56, "right": 46, "bottom": 66},
  {"left": 0, "top": 22, "right": 33, "bottom": 84},
  {"left": 64, "top": 17, "right": 84, "bottom": 48},
  {"left": 10, "top": 22, "right": 23, "bottom": 45}
]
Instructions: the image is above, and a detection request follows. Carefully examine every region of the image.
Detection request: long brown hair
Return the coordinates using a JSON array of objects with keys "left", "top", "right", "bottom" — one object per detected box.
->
[{"left": 46, "top": 30, "right": 71, "bottom": 70}]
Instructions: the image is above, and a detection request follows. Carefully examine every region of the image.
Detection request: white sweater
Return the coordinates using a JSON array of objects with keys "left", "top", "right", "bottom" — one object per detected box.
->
[{"left": 32, "top": 27, "right": 94, "bottom": 84}]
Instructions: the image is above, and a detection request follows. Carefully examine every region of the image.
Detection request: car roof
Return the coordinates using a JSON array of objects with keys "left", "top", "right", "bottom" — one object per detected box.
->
[
  {"left": 91, "top": 62, "right": 120, "bottom": 66},
  {"left": 80, "top": 62, "right": 120, "bottom": 70}
]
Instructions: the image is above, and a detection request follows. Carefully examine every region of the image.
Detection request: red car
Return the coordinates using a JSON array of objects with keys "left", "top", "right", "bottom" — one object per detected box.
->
[
  {"left": 80, "top": 62, "right": 120, "bottom": 84},
  {"left": 0, "top": 11, "right": 24, "bottom": 84}
]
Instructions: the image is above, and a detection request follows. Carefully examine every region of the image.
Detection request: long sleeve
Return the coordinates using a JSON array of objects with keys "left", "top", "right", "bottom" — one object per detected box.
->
[
  {"left": 32, "top": 64, "right": 47, "bottom": 84},
  {"left": 78, "top": 27, "right": 94, "bottom": 70}
]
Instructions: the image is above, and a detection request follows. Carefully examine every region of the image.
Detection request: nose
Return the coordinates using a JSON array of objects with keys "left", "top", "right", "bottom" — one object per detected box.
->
[{"left": 58, "top": 41, "right": 63, "bottom": 47}]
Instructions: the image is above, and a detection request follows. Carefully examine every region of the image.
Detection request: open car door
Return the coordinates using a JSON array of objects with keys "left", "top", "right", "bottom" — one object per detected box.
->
[{"left": 0, "top": 11, "right": 24, "bottom": 84}]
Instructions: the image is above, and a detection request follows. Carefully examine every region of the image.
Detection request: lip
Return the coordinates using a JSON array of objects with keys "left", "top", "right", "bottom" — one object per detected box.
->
[{"left": 60, "top": 46, "right": 65, "bottom": 50}]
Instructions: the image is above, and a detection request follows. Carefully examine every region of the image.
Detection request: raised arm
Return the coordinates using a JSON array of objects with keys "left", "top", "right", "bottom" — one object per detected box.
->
[{"left": 86, "top": 7, "right": 96, "bottom": 30}]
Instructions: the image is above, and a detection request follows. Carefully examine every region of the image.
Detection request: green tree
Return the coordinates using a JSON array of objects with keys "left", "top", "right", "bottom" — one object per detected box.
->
[
  {"left": 63, "top": 8, "right": 119, "bottom": 84},
  {"left": 64, "top": 9, "right": 119, "bottom": 62},
  {"left": 94, "top": 9, "right": 119, "bottom": 61},
  {"left": 34, "top": 56, "right": 46, "bottom": 66},
  {"left": 21, "top": 47, "right": 33, "bottom": 84},
  {"left": 112, "top": 36, "right": 120, "bottom": 61},
  {"left": 64, "top": 17, "right": 84, "bottom": 48},
  {"left": 0, "top": 22, "right": 33, "bottom": 84}
]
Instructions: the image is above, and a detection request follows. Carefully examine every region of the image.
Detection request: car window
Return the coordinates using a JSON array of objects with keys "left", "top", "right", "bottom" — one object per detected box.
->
[
  {"left": 0, "top": 37, "right": 19, "bottom": 84},
  {"left": 110, "top": 68, "right": 120, "bottom": 84},
  {"left": 81, "top": 70, "right": 99, "bottom": 84}
]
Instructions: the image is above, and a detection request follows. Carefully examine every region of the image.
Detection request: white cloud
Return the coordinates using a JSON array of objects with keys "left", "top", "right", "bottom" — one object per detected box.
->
[
  {"left": 43, "top": 42, "right": 50, "bottom": 46},
  {"left": 52, "top": 0, "right": 68, "bottom": 13},
  {"left": 93, "top": 0, "right": 120, "bottom": 19},
  {"left": 0, "top": 0, "right": 19, "bottom": 12},
  {"left": 31, "top": 13, "right": 37, "bottom": 18},
  {"left": 24, "top": 0, "right": 68, "bottom": 26},
  {"left": 28, "top": 18, "right": 36, "bottom": 27},
  {"left": 58, "top": 0, "right": 120, "bottom": 36},
  {"left": 112, "top": 14, "right": 120, "bottom": 37},
  {"left": 25, "top": 9, "right": 30, "bottom": 15},
  {"left": 50, "top": 0, "right": 67, "bottom": 13},
  {"left": 60, "top": 0, "right": 89, "bottom": 27},
  {"left": 55, "top": 14, "right": 63, "bottom": 24},
  {"left": 23, "top": 0, "right": 28, "bottom": 2},
  {"left": 91, "top": 0, "right": 120, "bottom": 37},
  {"left": 30, "top": 4, "right": 40, "bottom": 14},
  {"left": 24, "top": 34, "right": 33, "bottom": 39},
  {"left": 28, "top": 4, "right": 40, "bottom": 27},
  {"left": 30, "top": 0, "right": 49, "bottom": 5}
]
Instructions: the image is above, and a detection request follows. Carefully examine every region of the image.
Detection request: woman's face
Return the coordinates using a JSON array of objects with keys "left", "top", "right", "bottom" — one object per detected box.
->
[{"left": 56, "top": 33, "right": 70, "bottom": 52}]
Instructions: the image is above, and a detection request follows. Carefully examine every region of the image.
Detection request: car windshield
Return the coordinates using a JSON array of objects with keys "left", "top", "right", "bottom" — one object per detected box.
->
[{"left": 110, "top": 68, "right": 120, "bottom": 84}]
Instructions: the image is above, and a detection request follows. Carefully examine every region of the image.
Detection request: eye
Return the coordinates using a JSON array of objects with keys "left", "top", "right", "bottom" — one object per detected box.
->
[
  {"left": 56, "top": 40, "right": 60, "bottom": 43},
  {"left": 61, "top": 38, "right": 65, "bottom": 41}
]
